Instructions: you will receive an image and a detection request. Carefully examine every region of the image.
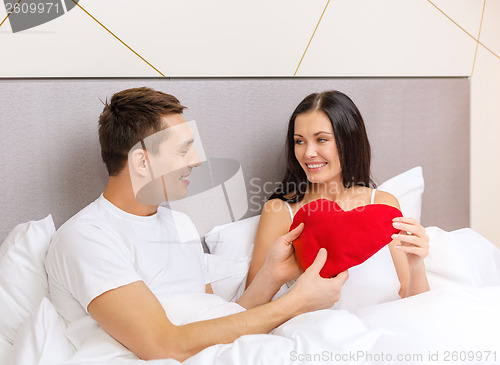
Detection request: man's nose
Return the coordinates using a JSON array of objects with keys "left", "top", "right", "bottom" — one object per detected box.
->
[{"left": 188, "top": 147, "right": 202, "bottom": 168}]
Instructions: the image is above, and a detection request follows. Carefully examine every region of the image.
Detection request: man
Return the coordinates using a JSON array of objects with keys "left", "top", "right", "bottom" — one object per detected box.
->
[{"left": 45, "top": 87, "right": 348, "bottom": 361}]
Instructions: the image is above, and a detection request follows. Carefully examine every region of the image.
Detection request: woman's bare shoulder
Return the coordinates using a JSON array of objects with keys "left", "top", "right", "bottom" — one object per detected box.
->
[
  {"left": 261, "top": 198, "right": 292, "bottom": 218},
  {"left": 257, "top": 199, "right": 293, "bottom": 236},
  {"left": 374, "top": 190, "right": 400, "bottom": 209}
]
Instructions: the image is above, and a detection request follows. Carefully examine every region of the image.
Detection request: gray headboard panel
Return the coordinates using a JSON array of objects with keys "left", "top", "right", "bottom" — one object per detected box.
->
[{"left": 0, "top": 78, "right": 469, "bottom": 240}]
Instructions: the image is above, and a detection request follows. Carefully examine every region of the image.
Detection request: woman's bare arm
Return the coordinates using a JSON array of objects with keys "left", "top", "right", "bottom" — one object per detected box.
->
[
  {"left": 375, "top": 190, "right": 430, "bottom": 297},
  {"left": 246, "top": 199, "right": 294, "bottom": 287}
]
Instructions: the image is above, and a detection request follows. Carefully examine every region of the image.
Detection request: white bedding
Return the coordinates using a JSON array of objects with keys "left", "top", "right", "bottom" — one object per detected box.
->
[{"left": 2, "top": 224, "right": 500, "bottom": 365}]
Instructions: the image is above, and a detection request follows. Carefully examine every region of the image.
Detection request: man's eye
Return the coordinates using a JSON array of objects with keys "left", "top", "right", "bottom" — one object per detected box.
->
[{"left": 179, "top": 144, "right": 192, "bottom": 155}]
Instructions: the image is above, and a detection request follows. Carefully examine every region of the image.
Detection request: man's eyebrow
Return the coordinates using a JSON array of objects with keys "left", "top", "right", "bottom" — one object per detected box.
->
[{"left": 179, "top": 138, "right": 194, "bottom": 147}]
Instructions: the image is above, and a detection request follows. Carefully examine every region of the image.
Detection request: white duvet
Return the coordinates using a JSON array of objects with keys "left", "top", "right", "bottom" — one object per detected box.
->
[{"left": 5, "top": 226, "right": 500, "bottom": 365}]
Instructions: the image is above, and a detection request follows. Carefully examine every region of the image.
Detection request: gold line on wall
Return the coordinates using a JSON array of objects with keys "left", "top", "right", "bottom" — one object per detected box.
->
[
  {"left": 0, "top": 0, "right": 23, "bottom": 30},
  {"left": 71, "top": 0, "right": 165, "bottom": 77},
  {"left": 471, "top": 0, "right": 486, "bottom": 76},
  {"left": 294, "top": 0, "right": 331, "bottom": 76},
  {"left": 427, "top": 0, "right": 499, "bottom": 62}
]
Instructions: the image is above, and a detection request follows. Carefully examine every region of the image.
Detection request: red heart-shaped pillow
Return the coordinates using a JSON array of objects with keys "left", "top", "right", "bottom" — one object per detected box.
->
[{"left": 290, "top": 199, "right": 402, "bottom": 278}]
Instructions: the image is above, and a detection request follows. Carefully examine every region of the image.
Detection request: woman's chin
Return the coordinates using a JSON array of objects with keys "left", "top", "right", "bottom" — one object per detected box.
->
[
  {"left": 307, "top": 174, "right": 342, "bottom": 186},
  {"left": 307, "top": 176, "right": 325, "bottom": 184}
]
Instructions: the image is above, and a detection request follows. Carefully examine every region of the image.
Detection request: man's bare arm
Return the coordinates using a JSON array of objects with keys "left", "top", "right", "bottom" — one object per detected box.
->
[{"left": 89, "top": 247, "right": 347, "bottom": 361}]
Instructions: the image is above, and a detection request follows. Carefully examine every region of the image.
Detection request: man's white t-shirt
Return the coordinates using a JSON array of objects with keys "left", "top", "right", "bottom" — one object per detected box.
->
[{"left": 45, "top": 194, "right": 209, "bottom": 348}]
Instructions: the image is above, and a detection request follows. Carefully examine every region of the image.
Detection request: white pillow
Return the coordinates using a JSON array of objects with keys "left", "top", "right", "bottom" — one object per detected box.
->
[
  {"left": 203, "top": 253, "right": 249, "bottom": 302},
  {"left": 204, "top": 216, "right": 259, "bottom": 301},
  {"left": 204, "top": 215, "right": 260, "bottom": 260},
  {"left": 378, "top": 166, "right": 424, "bottom": 222},
  {"left": 424, "top": 226, "right": 500, "bottom": 289},
  {"left": 0, "top": 215, "right": 55, "bottom": 343},
  {"left": 7, "top": 297, "right": 74, "bottom": 365}
]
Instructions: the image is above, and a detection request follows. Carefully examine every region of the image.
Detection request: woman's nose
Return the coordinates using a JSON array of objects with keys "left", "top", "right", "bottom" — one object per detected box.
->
[{"left": 305, "top": 143, "right": 318, "bottom": 158}]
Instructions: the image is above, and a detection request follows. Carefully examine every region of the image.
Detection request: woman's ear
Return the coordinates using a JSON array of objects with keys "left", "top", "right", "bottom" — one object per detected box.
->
[{"left": 128, "top": 148, "right": 150, "bottom": 178}]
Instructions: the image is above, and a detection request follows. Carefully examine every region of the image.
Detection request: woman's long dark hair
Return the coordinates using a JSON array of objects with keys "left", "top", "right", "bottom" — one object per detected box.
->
[{"left": 269, "top": 90, "right": 375, "bottom": 203}]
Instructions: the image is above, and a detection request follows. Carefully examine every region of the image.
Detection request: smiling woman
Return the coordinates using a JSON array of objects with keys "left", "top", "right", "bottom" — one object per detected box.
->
[{"left": 247, "top": 90, "right": 430, "bottom": 304}]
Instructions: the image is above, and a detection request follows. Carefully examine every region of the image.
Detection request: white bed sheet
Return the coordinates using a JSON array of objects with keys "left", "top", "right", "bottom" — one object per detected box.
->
[{"left": 3, "top": 226, "right": 500, "bottom": 365}]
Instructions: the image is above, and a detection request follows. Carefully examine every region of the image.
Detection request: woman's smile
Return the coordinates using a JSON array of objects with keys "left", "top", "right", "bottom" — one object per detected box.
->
[{"left": 305, "top": 162, "right": 328, "bottom": 172}]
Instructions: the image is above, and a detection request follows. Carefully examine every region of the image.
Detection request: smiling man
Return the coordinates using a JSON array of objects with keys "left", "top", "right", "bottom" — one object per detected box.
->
[{"left": 45, "top": 87, "right": 348, "bottom": 361}]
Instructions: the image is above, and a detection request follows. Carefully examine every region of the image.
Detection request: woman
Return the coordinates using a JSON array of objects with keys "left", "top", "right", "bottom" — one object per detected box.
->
[{"left": 247, "top": 91, "right": 429, "bottom": 302}]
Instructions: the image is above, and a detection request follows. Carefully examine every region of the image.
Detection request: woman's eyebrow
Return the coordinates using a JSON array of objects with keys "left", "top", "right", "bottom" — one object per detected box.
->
[{"left": 294, "top": 131, "right": 332, "bottom": 137}]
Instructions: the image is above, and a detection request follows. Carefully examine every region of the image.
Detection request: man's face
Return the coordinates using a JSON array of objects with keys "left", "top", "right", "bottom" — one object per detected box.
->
[
  {"left": 130, "top": 115, "right": 203, "bottom": 205},
  {"left": 147, "top": 114, "right": 202, "bottom": 201}
]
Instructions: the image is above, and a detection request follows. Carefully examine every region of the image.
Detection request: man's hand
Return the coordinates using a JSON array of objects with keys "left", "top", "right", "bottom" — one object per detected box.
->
[
  {"left": 242, "top": 223, "right": 348, "bottom": 313},
  {"left": 261, "top": 223, "right": 305, "bottom": 287},
  {"left": 287, "top": 248, "right": 349, "bottom": 314},
  {"left": 237, "top": 223, "right": 305, "bottom": 309}
]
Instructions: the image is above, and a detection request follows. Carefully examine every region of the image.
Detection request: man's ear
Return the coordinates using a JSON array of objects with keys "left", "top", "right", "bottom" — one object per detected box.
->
[{"left": 128, "top": 149, "right": 150, "bottom": 178}]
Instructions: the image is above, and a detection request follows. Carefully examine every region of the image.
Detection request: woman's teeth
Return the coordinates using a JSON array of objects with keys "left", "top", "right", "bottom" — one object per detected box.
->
[{"left": 307, "top": 163, "right": 326, "bottom": 169}]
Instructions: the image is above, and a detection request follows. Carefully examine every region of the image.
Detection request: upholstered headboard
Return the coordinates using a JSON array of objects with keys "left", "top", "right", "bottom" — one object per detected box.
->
[{"left": 0, "top": 78, "right": 469, "bottom": 240}]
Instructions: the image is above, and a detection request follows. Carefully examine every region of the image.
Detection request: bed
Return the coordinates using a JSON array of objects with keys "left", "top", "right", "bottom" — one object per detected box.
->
[{"left": 1, "top": 79, "right": 499, "bottom": 365}]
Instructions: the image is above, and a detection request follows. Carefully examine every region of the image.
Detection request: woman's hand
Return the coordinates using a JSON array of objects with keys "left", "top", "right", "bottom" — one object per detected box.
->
[{"left": 391, "top": 217, "right": 429, "bottom": 269}]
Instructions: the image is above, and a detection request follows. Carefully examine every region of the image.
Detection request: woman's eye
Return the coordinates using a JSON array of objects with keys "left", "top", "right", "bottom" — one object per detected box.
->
[
  {"left": 294, "top": 140, "right": 304, "bottom": 145},
  {"left": 318, "top": 138, "right": 327, "bottom": 143}
]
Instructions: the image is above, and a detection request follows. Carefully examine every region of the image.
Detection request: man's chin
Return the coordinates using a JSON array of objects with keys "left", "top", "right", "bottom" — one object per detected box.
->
[
  {"left": 165, "top": 190, "right": 189, "bottom": 202},
  {"left": 165, "top": 183, "right": 191, "bottom": 203},
  {"left": 134, "top": 177, "right": 188, "bottom": 205}
]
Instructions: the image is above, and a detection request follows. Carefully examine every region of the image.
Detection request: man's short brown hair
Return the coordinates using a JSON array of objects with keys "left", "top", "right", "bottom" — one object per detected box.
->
[{"left": 98, "top": 87, "right": 185, "bottom": 176}]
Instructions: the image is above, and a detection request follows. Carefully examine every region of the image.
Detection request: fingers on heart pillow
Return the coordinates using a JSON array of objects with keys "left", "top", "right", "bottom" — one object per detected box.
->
[{"left": 290, "top": 199, "right": 402, "bottom": 278}]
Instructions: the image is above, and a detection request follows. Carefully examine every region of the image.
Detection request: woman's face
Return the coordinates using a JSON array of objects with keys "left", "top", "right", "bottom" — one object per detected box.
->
[{"left": 293, "top": 110, "right": 342, "bottom": 185}]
